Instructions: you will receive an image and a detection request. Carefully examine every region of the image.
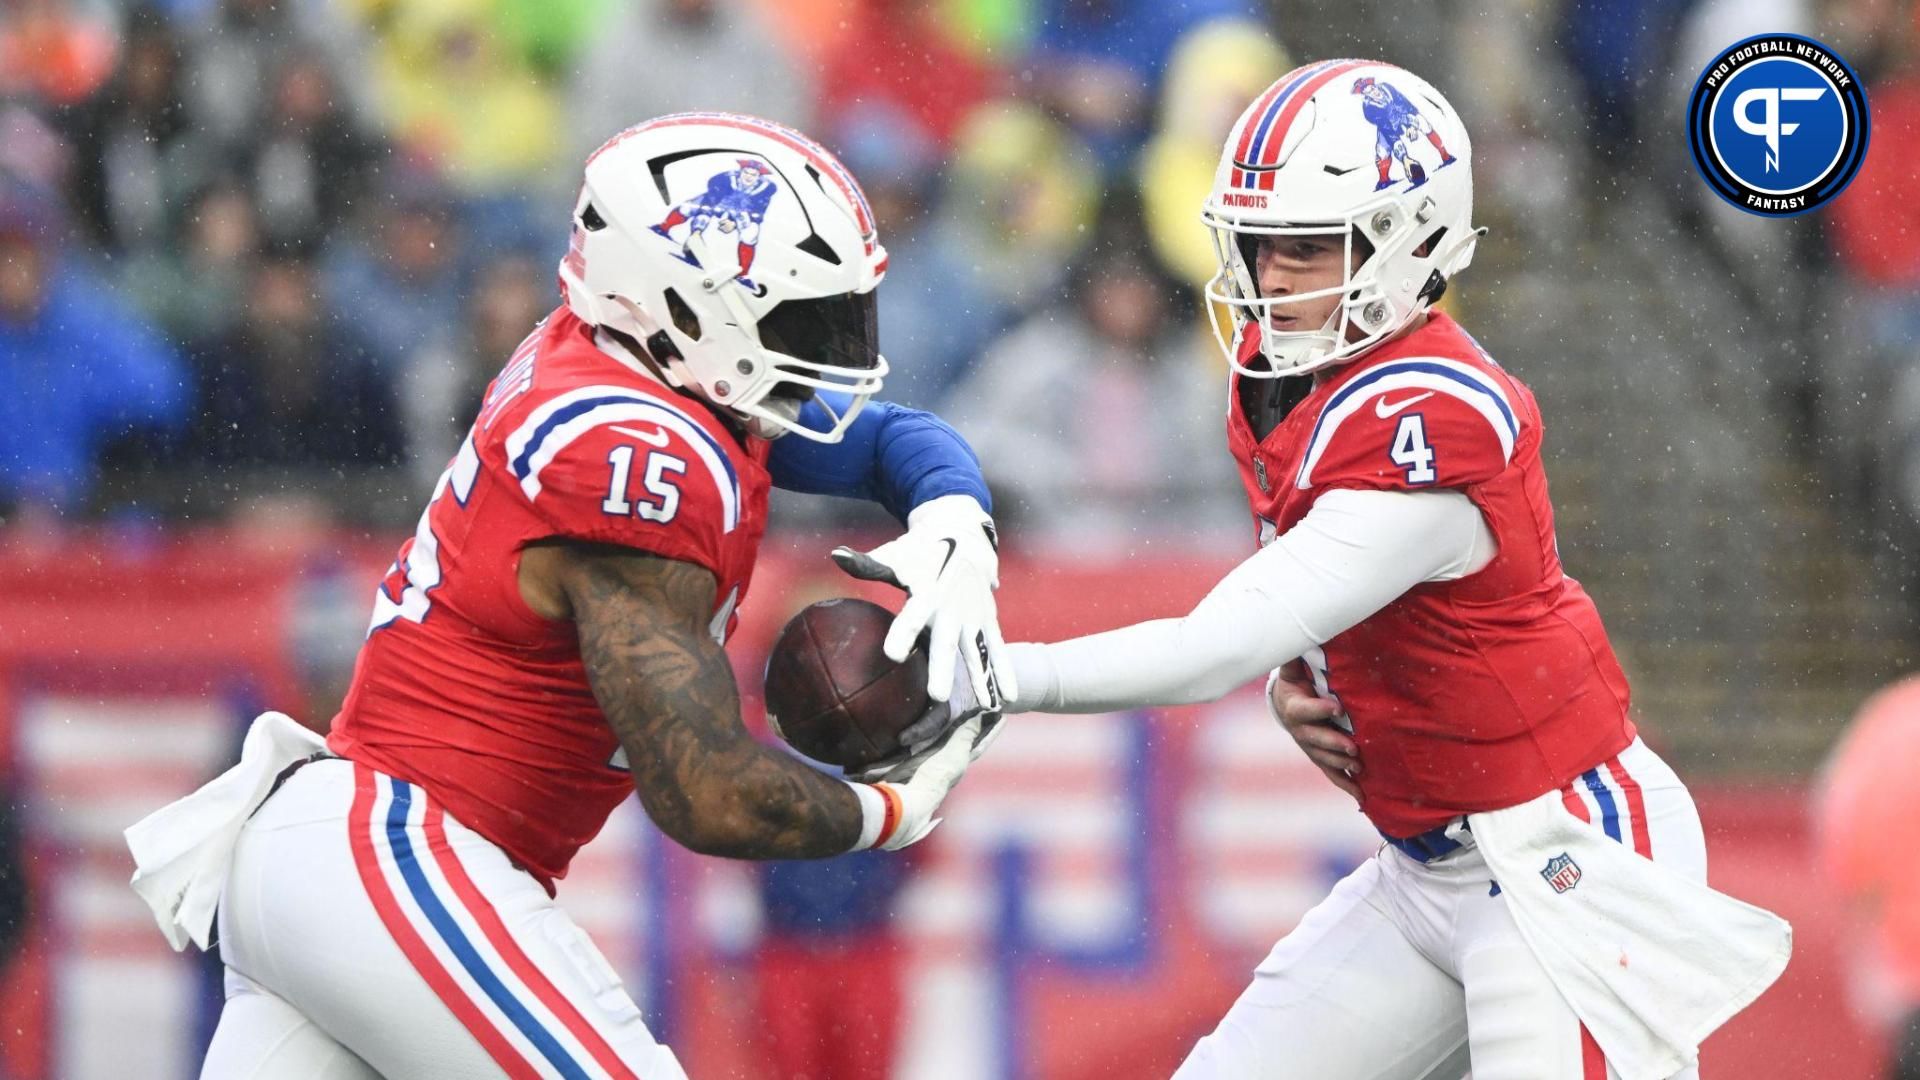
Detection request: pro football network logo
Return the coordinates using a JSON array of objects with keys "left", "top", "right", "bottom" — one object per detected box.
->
[{"left": 1686, "top": 33, "right": 1869, "bottom": 217}]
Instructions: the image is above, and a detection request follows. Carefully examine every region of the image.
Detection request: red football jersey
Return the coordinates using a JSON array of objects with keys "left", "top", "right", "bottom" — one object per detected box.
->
[
  {"left": 1227, "top": 312, "right": 1636, "bottom": 838},
  {"left": 328, "top": 306, "right": 772, "bottom": 889}
]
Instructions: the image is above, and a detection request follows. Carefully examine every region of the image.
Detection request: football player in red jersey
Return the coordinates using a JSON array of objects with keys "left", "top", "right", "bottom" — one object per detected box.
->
[
  {"left": 127, "top": 114, "right": 1013, "bottom": 1079},
  {"left": 1000, "top": 63, "right": 1789, "bottom": 1079}
]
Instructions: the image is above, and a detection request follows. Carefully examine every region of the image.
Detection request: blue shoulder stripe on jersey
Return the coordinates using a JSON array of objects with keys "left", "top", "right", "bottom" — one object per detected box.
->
[
  {"left": 510, "top": 392, "right": 739, "bottom": 492},
  {"left": 1307, "top": 359, "right": 1519, "bottom": 452},
  {"left": 384, "top": 779, "right": 593, "bottom": 1080}
]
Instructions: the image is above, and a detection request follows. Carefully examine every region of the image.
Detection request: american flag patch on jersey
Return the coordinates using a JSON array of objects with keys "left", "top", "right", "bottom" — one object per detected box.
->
[{"left": 1541, "top": 853, "right": 1582, "bottom": 894}]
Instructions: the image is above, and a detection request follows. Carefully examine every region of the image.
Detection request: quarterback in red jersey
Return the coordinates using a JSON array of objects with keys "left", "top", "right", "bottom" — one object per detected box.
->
[
  {"left": 126, "top": 113, "right": 1012, "bottom": 1080},
  {"left": 1003, "top": 62, "right": 1787, "bottom": 1078}
]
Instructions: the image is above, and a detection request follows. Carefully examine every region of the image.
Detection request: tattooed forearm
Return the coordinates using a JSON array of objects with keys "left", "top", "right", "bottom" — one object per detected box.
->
[{"left": 562, "top": 546, "right": 863, "bottom": 859}]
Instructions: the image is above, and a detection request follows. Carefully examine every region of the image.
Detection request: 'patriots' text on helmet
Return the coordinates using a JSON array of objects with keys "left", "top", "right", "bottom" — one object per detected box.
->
[
  {"left": 559, "top": 112, "right": 889, "bottom": 441},
  {"left": 1202, "top": 60, "right": 1484, "bottom": 378}
]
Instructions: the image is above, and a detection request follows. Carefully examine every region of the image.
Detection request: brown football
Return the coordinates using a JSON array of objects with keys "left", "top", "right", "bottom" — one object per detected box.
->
[{"left": 763, "top": 598, "right": 930, "bottom": 770}]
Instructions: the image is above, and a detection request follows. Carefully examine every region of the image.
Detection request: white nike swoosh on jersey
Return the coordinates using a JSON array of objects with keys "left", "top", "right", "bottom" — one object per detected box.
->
[
  {"left": 1374, "top": 391, "right": 1436, "bottom": 419},
  {"left": 610, "top": 424, "right": 673, "bottom": 447}
]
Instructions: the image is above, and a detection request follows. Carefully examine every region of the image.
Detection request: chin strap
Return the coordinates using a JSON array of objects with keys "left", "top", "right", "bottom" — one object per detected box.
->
[
  {"left": 744, "top": 398, "right": 804, "bottom": 441},
  {"left": 594, "top": 295, "right": 699, "bottom": 393},
  {"left": 591, "top": 326, "right": 682, "bottom": 387}
]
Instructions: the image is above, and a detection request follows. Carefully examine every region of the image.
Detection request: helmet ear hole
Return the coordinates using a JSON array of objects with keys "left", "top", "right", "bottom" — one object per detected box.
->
[
  {"left": 662, "top": 288, "right": 702, "bottom": 340},
  {"left": 1414, "top": 226, "right": 1448, "bottom": 259},
  {"left": 580, "top": 203, "right": 609, "bottom": 231},
  {"left": 645, "top": 329, "right": 683, "bottom": 363}
]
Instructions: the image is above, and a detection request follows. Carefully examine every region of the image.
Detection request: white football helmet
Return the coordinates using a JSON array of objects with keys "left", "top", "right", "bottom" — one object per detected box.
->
[
  {"left": 559, "top": 112, "right": 889, "bottom": 441},
  {"left": 1202, "top": 60, "right": 1484, "bottom": 378}
]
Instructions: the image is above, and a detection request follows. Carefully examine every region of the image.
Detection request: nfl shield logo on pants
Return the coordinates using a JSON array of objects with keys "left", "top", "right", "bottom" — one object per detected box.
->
[{"left": 1541, "top": 853, "right": 1582, "bottom": 894}]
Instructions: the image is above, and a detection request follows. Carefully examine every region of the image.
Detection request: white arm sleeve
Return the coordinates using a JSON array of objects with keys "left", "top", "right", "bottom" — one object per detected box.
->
[{"left": 1007, "top": 488, "right": 1495, "bottom": 714}]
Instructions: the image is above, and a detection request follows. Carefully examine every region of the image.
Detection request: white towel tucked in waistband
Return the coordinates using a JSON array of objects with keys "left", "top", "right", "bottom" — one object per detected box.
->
[
  {"left": 1468, "top": 790, "right": 1792, "bottom": 1080},
  {"left": 124, "top": 711, "right": 328, "bottom": 951}
]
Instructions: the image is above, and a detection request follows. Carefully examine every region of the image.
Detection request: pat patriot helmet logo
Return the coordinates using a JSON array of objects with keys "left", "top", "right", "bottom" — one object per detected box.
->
[
  {"left": 1351, "top": 76, "right": 1458, "bottom": 192},
  {"left": 1686, "top": 33, "right": 1869, "bottom": 217},
  {"left": 1541, "top": 852, "right": 1582, "bottom": 894},
  {"left": 651, "top": 157, "right": 779, "bottom": 296}
]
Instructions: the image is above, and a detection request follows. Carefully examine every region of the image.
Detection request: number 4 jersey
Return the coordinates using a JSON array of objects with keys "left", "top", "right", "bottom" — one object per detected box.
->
[
  {"left": 1227, "top": 311, "right": 1636, "bottom": 839},
  {"left": 328, "top": 306, "right": 772, "bottom": 889}
]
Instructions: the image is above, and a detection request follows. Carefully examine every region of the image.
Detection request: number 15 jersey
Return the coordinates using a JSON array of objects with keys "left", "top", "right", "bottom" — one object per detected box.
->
[
  {"left": 1226, "top": 311, "right": 1636, "bottom": 839},
  {"left": 328, "top": 306, "right": 772, "bottom": 890}
]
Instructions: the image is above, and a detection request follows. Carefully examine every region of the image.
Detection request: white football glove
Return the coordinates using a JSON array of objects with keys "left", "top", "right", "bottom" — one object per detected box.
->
[
  {"left": 853, "top": 714, "right": 984, "bottom": 851},
  {"left": 831, "top": 494, "right": 1016, "bottom": 707}
]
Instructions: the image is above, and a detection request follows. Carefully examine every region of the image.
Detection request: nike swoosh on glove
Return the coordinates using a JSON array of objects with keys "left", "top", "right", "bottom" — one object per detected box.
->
[{"left": 832, "top": 494, "right": 1016, "bottom": 706}]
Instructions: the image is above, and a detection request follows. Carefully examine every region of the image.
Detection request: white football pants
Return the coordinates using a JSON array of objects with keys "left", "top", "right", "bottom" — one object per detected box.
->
[
  {"left": 202, "top": 758, "right": 688, "bottom": 1080},
  {"left": 1174, "top": 738, "right": 1707, "bottom": 1080}
]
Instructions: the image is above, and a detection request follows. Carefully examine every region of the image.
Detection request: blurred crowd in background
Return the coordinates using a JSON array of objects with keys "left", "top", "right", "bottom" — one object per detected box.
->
[
  {"left": 0, "top": 0, "right": 1275, "bottom": 545},
  {"left": 0, "top": 0, "right": 1915, "bottom": 557}
]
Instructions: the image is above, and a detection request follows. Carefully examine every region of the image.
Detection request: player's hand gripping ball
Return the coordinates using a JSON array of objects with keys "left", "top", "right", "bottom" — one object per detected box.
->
[{"left": 764, "top": 598, "right": 932, "bottom": 771}]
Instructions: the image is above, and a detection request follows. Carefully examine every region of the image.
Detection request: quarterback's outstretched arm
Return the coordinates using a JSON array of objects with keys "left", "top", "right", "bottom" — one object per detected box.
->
[{"left": 1006, "top": 488, "right": 1494, "bottom": 714}]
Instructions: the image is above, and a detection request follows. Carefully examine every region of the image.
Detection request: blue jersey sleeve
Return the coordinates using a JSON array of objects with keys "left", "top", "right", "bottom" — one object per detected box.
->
[{"left": 768, "top": 394, "right": 992, "bottom": 523}]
